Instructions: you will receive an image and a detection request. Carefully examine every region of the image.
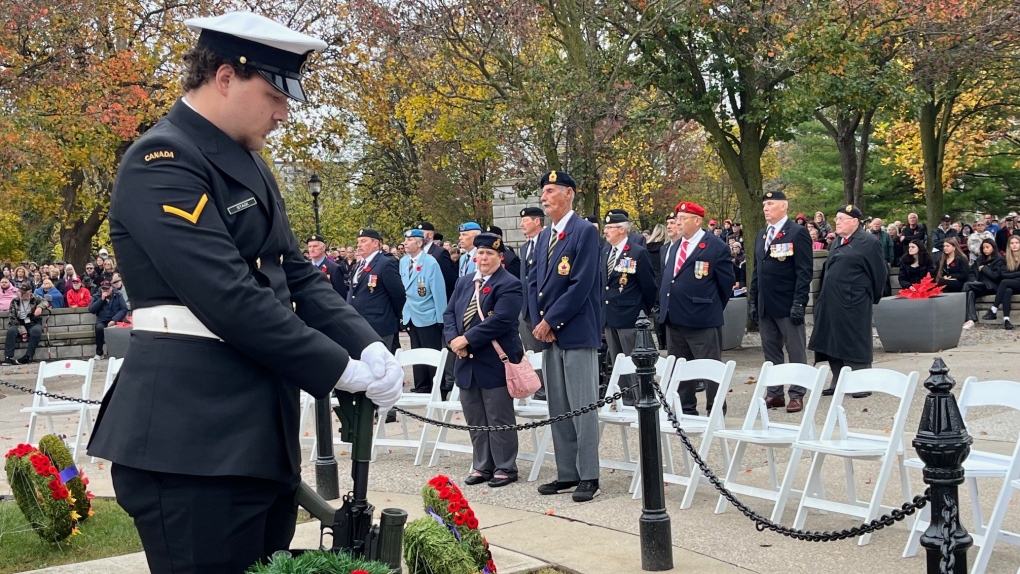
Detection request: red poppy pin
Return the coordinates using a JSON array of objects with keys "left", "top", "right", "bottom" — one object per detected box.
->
[
  {"left": 558, "top": 231, "right": 566, "bottom": 241},
  {"left": 949, "top": 261, "right": 956, "bottom": 267},
  {"left": 364, "top": 266, "right": 372, "bottom": 273},
  {"left": 472, "top": 257, "right": 477, "bottom": 262},
  {"left": 623, "top": 244, "right": 630, "bottom": 251},
  {"left": 482, "top": 286, "right": 491, "bottom": 294},
  {"left": 416, "top": 266, "right": 422, "bottom": 272},
  {"left": 698, "top": 242, "right": 706, "bottom": 249},
  {"left": 775, "top": 232, "right": 783, "bottom": 240}
]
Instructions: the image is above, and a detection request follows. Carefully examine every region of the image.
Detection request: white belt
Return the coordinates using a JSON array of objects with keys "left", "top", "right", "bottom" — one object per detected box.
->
[{"left": 132, "top": 305, "right": 222, "bottom": 341}]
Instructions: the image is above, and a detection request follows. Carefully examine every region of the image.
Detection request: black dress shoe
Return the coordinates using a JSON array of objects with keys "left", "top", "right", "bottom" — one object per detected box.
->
[
  {"left": 821, "top": 387, "right": 836, "bottom": 396},
  {"left": 384, "top": 411, "right": 397, "bottom": 424},
  {"left": 1006, "top": 319, "right": 1015, "bottom": 331},
  {"left": 537, "top": 480, "right": 579, "bottom": 495},
  {"left": 488, "top": 475, "right": 517, "bottom": 488},
  {"left": 571, "top": 479, "right": 600, "bottom": 502},
  {"left": 464, "top": 473, "right": 491, "bottom": 486},
  {"left": 851, "top": 392, "right": 872, "bottom": 399}
]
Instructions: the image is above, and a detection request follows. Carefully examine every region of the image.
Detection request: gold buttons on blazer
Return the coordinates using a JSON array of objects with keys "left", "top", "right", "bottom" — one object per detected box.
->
[
  {"left": 468, "top": 354, "right": 474, "bottom": 359},
  {"left": 539, "top": 310, "right": 544, "bottom": 316}
]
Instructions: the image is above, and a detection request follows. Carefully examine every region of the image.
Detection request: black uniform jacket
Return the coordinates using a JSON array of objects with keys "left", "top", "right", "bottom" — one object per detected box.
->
[
  {"left": 600, "top": 240, "right": 656, "bottom": 329},
  {"left": 749, "top": 219, "right": 813, "bottom": 318},
  {"left": 88, "top": 100, "right": 381, "bottom": 482},
  {"left": 347, "top": 252, "right": 406, "bottom": 338},
  {"left": 426, "top": 242, "right": 457, "bottom": 298},
  {"left": 317, "top": 257, "right": 348, "bottom": 300},
  {"left": 502, "top": 246, "right": 521, "bottom": 279}
]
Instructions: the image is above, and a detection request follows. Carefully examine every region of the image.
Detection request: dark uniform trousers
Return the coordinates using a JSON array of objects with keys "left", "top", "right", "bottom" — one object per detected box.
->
[
  {"left": 112, "top": 464, "right": 297, "bottom": 574},
  {"left": 665, "top": 325, "right": 724, "bottom": 416},
  {"left": 407, "top": 320, "right": 443, "bottom": 393},
  {"left": 760, "top": 315, "right": 808, "bottom": 400},
  {"left": 459, "top": 376, "right": 518, "bottom": 478}
]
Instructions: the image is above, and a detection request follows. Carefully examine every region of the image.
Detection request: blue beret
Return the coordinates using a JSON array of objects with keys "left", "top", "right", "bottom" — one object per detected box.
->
[
  {"left": 404, "top": 229, "right": 425, "bottom": 239},
  {"left": 459, "top": 222, "right": 482, "bottom": 232}
]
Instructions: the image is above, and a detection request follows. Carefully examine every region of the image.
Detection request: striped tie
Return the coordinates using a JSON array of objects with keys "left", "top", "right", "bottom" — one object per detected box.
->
[
  {"left": 462, "top": 281, "right": 480, "bottom": 329},
  {"left": 548, "top": 231, "right": 558, "bottom": 259},
  {"left": 607, "top": 246, "right": 618, "bottom": 276},
  {"left": 674, "top": 240, "right": 689, "bottom": 276}
]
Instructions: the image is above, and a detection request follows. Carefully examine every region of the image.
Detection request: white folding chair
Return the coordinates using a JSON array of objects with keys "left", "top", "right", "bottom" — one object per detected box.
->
[
  {"left": 513, "top": 351, "right": 555, "bottom": 481},
  {"left": 372, "top": 347, "right": 448, "bottom": 462},
  {"left": 713, "top": 362, "right": 830, "bottom": 522},
  {"left": 597, "top": 354, "right": 676, "bottom": 483},
  {"left": 21, "top": 359, "right": 96, "bottom": 463},
  {"left": 630, "top": 359, "right": 737, "bottom": 505},
  {"left": 426, "top": 385, "right": 469, "bottom": 467},
  {"left": 902, "top": 378, "right": 1020, "bottom": 573},
  {"left": 89, "top": 357, "right": 124, "bottom": 463},
  {"left": 792, "top": 367, "right": 919, "bottom": 546}
]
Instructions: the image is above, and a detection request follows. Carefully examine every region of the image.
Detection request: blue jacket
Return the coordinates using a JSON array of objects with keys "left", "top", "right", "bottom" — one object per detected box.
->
[
  {"left": 347, "top": 253, "right": 406, "bottom": 338},
  {"left": 526, "top": 213, "right": 601, "bottom": 349},
  {"left": 444, "top": 267, "right": 523, "bottom": 389},
  {"left": 88, "top": 290, "right": 128, "bottom": 323},
  {"left": 601, "top": 240, "right": 656, "bottom": 329},
  {"left": 399, "top": 252, "right": 447, "bottom": 326},
  {"left": 34, "top": 286, "right": 66, "bottom": 309},
  {"left": 658, "top": 231, "right": 734, "bottom": 329},
  {"left": 458, "top": 248, "right": 477, "bottom": 278}
]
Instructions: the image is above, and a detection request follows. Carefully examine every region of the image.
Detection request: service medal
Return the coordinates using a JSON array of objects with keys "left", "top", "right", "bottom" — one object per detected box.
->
[
  {"left": 558, "top": 256, "right": 571, "bottom": 276},
  {"left": 417, "top": 278, "right": 426, "bottom": 297},
  {"left": 616, "top": 257, "right": 637, "bottom": 275},
  {"left": 368, "top": 274, "right": 378, "bottom": 293},
  {"left": 694, "top": 261, "right": 709, "bottom": 279}
]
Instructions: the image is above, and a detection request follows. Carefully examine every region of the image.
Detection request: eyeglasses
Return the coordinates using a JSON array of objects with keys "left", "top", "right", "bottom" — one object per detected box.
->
[{"left": 603, "top": 224, "right": 625, "bottom": 230}]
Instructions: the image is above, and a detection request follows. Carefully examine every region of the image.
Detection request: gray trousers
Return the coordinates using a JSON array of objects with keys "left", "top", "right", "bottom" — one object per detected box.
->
[
  {"left": 458, "top": 380, "right": 519, "bottom": 477},
  {"left": 605, "top": 326, "right": 638, "bottom": 402},
  {"left": 543, "top": 344, "right": 600, "bottom": 482},
  {"left": 759, "top": 314, "right": 807, "bottom": 399},
  {"left": 665, "top": 325, "right": 723, "bottom": 416}
]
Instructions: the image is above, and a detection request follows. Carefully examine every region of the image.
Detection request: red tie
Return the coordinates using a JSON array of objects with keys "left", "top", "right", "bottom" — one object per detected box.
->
[
  {"left": 674, "top": 240, "right": 689, "bottom": 275},
  {"left": 841, "top": 237, "right": 849, "bottom": 246}
]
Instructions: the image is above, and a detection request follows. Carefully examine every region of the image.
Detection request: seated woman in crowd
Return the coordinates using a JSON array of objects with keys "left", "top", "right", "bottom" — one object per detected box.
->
[
  {"left": 731, "top": 242, "right": 746, "bottom": 296},
  {"left": 443, "top": 233, "right": 523, "bottom": 488},
  {"left": 935, "top": 237, "right": 969, "bottom": 292},
  {"left": 984, "top": 235, "right": 1020, "bottom": 330},
  {"left": 898, "top": 239, "right": 936, "bottom": 289},
  {"left": 809, "top": 228, "right": 826, "bottom": 250},
  {"left": 962, "top": 239, "right": 1004, "bottom": 329},
  {"left": 64, "top": 276, "right": 92, "bottom": 308},
  {"left": 33, "top": 277, "right": 66, "bottom": 308},
  {"left": 11, "top": 266, "right": 31, "bottom": 290},
  {"left": 887, "top": 223, "right": 904, "bottom": 261}
]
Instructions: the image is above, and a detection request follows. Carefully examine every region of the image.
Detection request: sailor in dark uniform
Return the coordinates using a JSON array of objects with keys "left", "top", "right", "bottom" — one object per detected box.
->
[
  {"left": 307, "top": 233, "right": 347, "bottom": 299},
  {"left": 348, "top": 228, "right": 406, "bottom": 351},
  {"left": 86, "top": 12, "right": 404, "bottom": 574},
  {"left": 485, "top": 225, "right": 521, "bottom": 278}
]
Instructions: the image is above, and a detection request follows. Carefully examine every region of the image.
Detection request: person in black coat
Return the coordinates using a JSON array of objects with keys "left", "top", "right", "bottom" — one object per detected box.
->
[
  {"left": 985, "top": 234, "right": 1020, "bottom": 330},
  {"left": 898, "top": 239, "right": 936, "bottom": 289},
  {"left": 444, "top": 233, "right": 523, "bottom": 488},
  {"left": 934, "top": 237, "right": 969, "bottom": 293},
  {"left": 484, "top": 225, "right": 521, "bottom": 278},
  {"left": 900, "top": 212, "right": 928, "bottom": 246},
  {"left": 307, "top": 234, "right": 347, "bottom": 299},
  {"left": 962, "top": 238, "right": 1004, "bottom": 328},
  {"left": 418, "top": 221, "right": 457, "bottom": 298},
  {"left": 348, "top": 228, "right": 407, "bottom": 350}
]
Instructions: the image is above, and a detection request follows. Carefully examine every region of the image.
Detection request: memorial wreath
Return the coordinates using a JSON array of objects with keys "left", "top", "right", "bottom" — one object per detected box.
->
[
  {"left": 403, "top": 474, "right": 497, "bottom": 574},
  {"left": 4, "top": 435, "right": 94, "bottom": 542}
]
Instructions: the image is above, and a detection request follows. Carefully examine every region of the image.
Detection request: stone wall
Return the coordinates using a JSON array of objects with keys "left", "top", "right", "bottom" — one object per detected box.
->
[
  {"left": 0, "top": 307, "right": 97, "bottom": 359},
  {"left": 490, "top": 180, "right": 542, "bottom": 248}
]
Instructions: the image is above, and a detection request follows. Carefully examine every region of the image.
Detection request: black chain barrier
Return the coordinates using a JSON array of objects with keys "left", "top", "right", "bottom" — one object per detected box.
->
[
  {"left": 0, "top": 379, "right": 102, "bottom": 405},
  {"left": 392, "top": 384, "right": 638, "bottom": 432},
  {"left": 649, "top": 380, "right": 933, "bottom": 543}
]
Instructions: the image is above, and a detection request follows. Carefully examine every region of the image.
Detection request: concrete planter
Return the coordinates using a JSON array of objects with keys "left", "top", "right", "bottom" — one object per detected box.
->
[
  {"left": 105, "top": 327, "right": 132, "bottom": 359},
  {"left": 874, "top": 293, "right": 965, "bottom": 353},
  {"left": 722, "top": 297, "right": 748, "bottom": 350}
]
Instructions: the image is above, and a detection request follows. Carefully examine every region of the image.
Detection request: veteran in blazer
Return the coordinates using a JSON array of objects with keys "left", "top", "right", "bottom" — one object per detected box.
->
[
  {"left": 527, "top": 170, "right": 603, "bottom": 502},
  {"left": 400, "top": 228, "right": 448, "bottom": 393},
  {"left": 444, "top": 233, "right": 524, "bottom": 488},
  {"left": 86, "top": 12, "right": 404, "bottom": 574},
  {"left": 748, "top": 190, "right": 813, "bottom": 413},
  {"left": 348, "top": 228, "right": 406, "bottom": 350},
  {"left": 307, "top": 234, "right": 348, "bottom": 299},
  {"left": 658, "top": 201, "right": 734, "bottom": 416},
  {"left": 417, "top": 221, "right": 457, "bottom": 297},
  {"left": 600, "top": 210, "right": 656, "bottom": 405}
]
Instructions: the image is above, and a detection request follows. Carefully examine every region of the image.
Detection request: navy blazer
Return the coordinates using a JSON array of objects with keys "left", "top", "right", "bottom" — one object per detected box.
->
[
  {"left": 526, "top": 213, "right": 601, "bottom": 349},
  {"left": 748, "top": 220, "right": 812, "bottom": 318},
  {"left": 444, "top": 267, "right": 524, "bottom": 389},
  {"left": 348, "top": 253, "right": 406, "bottom": 338},
  {"left": 600, "top": 240, "right": 656, "bottom": 329},
  {"left": 315, "top": 257, "right": 348, "bottom": 300},
  {"left": 658, "top": 231, "right": 734, "bottom": 329}
]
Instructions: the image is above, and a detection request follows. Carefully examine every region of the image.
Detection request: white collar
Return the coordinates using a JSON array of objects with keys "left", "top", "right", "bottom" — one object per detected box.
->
[
  {"left": 550, "top": 210, "right": 576, "bottom": 233},
  {"left": 680, "top": 229, "right": 705, "bottom": 247},
  {"left": 610, "top": 236, "right": 629, "bottom": 252},
  {"left": 311, "top": 256, "right": 326, "bottom": 266},
  {"left": 767, "top": 216, "right": 788, "bottom": 232},
  {"left": 360, "top": 252, "right": 378, "bottom": 267},
  {"left": 472, "top": 269, "right": 493, "bottom": 284}
]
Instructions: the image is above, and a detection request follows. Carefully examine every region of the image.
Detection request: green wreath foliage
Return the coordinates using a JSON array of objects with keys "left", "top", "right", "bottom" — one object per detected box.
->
[
  {"left": 38, "top": 434, "right": 92, "bottom": 522},
  {"left": 245, "top": 549, "right": 391, "bottom": 573},
  {"left": 403, "top": 475, "right": 496, "bottom": 574},
  {"left": 4, "top": 443, "right": 74, "bottom": 542}
]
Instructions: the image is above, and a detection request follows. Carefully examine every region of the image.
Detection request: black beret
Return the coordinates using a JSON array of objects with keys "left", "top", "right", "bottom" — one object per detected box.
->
[
  {"left": 583, "top": 215, "right": 599, "bottom": 224},
  {"left": 604, "top": 210, "right": 629, "bottom": 224},
  {"left": 839, "top": 204, "right": 864, "bottom": 220},
  {"left": 473, "top": 232, "right": 505, "bottom": 252},
  {"left": 762, "top": 190, "right": 788, "bottom": 202},
  {"left": 520, "top": 207, "right": 545, "bottom": 218},
  {"left": 305, "top": 234, "right": 325, "bottom": 244},
  {"left": 434, "top": 232, "right": 444, "bottom": 241},
  {"left": 485, "top": 225, "right": 503, "bottom": 236},
  {"left": 417, "top": 221, "right": 435, "bottom": 231},
  {"left": 539, "top": 170, "right": 577, "bottom": 190},
  {"left": 357, "top": 228, "right": 383, "bottom": 241}
]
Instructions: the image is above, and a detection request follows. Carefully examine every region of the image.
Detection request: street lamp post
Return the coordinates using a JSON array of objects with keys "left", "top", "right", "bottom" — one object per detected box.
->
[{"left": 308, "top": 172, "right": 339, "bottom": 500}]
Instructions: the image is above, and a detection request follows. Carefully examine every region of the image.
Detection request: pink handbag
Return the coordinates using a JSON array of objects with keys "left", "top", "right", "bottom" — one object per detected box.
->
[{"left": 472, "top": 281, "right": 541, "bottom": 399}]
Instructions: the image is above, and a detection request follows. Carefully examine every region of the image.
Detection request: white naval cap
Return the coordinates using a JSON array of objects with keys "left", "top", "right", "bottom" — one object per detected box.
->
[{"left": 184, "top": 11, "right": 327, "bottom": 103}]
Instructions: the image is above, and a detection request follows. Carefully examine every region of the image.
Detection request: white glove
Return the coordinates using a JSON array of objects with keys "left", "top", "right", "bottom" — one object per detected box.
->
[
  {"left": 360, "top": 341, "right": 395, "bottom": 378},
  {"left": 336, "top": 358, "right": 376, "bottom": 393},
  {"left": 362, "top": 343, "right": 404, "bottom": 410}
]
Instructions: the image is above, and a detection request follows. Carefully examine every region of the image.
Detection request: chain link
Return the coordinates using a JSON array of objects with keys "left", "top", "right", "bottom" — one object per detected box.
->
[
  {"left": 650, "top": 380, "right": 930, "bottom": 542},
  {"left": 392, "top": 384, "right": 635, "bottom": 432},
  {"left": 0, "top": 379, "right": 103, "bottom": 405}
]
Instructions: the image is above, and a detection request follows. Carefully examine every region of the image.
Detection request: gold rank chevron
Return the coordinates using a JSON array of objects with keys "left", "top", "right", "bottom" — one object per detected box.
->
[{"left": 162, "top": 194, "right": 209, "bottom": 224}]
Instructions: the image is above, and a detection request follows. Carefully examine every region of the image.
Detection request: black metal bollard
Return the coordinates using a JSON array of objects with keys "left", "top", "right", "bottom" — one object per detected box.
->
[
  {"left": 913, "top": 357, "right": 973, "bottom": 574},
  {"left": 633, "top": 312, "right": 673, "bottom": 571},
  {"left": 315, "top": 396, "right": 341, "bottom": 499}
]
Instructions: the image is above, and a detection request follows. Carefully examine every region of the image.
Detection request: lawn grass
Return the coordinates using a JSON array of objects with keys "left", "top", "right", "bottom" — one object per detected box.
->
[{"left": 0, "top": 498, "right": 142, "bottom": 573}]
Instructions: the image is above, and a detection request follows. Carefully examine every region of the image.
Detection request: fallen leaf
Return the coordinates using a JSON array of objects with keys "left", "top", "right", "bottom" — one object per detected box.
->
[
  {"left": 865, "top": 478, "right": 872, "bottom": 484},
  {"left": 340, "top": 450, "right": 348, "bottom": 455},
  {"left": 546, "top": 509, "right": 555, "bottom": 515},
  {"left": 862, "top": 408, "right": 869, "bottom": 412},
  {"left": 979, "top": 431, "right": 988, "bottom": 435},
  {"left": 760, "top": 544, "right": 772, "bottom": 548},
  {"left": 745, "top": 468, "right": 753, "bottom": 474}
]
